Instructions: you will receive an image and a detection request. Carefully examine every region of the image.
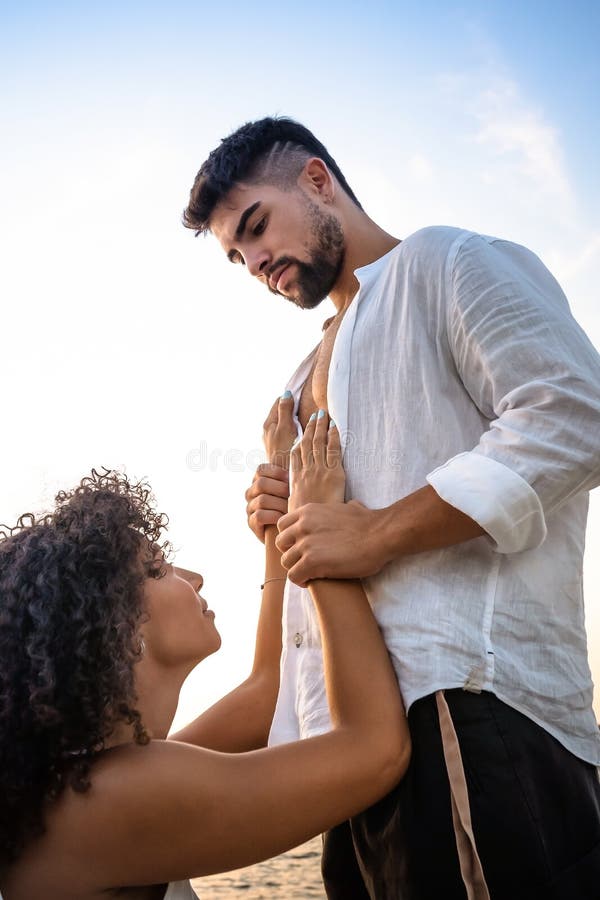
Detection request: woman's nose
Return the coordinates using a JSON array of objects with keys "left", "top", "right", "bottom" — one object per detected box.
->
[
  {"left": 175, "top": 567, "right": 203, "bottom": 592},
  {"left": 190, "top": 572, "right": 204, "bottom": 593}
]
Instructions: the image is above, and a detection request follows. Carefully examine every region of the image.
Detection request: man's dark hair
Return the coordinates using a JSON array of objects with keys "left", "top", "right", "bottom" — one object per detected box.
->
[{"left": 182, "top": 116, "right": 362, "bottom": 235}]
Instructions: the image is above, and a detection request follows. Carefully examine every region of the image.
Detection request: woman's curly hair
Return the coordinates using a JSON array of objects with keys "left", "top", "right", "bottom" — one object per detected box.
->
[{"left": 0, "top": 468, "right": 171, "bottom": 864}]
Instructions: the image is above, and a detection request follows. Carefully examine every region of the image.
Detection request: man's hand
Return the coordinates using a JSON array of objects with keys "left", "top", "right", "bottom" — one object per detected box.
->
[
  {"left": 276, "top": 499, "right": 388, "bottom": 586},
  {"left": 245, "top": 463, "right": 290, "bottom": 544},
  {"left": 276, "top": 484, "right": 486, "bottom": 584}
]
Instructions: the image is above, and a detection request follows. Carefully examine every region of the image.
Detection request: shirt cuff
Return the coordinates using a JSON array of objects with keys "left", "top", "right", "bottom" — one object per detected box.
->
[{"left": 426, "top": 451, "right": 547, "bottom": 554}]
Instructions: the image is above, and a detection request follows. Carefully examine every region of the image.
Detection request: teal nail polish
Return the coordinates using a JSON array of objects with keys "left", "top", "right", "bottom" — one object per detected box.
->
[
  {"left": 280, "top": 390, "right": 292, "bottom": 400},
  {"left": 329, "top": 420, "right": 337, "bottom": 429},
  {"left": 309, "top": 412, "right": 317, "bottom": 422},
  {"left": 317, "top": 409, "right": 326, "bottom": 419}
]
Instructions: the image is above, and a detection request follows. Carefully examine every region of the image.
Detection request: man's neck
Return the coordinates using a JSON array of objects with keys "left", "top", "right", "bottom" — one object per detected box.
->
[{"left": 329, "top": 215, "right": 400, "bottom": 312}]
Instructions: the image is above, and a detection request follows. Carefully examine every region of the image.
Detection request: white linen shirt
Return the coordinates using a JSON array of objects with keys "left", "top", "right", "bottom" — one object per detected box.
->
[{"left": 269, "top": 226, "right": 600, "bottom": 764}]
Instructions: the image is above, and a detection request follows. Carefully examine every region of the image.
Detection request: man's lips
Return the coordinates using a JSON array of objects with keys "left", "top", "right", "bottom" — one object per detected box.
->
[{"left": 269, "top": 263, "right": 291, "bottom": 293}]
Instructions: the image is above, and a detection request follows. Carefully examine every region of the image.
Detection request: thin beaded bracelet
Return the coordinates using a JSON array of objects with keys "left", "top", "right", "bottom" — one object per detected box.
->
[{"left": 260, "top": 577, "right": 287, "bottom": 590}]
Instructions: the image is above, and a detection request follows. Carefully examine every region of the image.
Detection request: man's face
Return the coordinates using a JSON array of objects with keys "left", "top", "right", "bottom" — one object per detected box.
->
[{"left": 210, "top": 182, "right": 345, "bottom": 310}]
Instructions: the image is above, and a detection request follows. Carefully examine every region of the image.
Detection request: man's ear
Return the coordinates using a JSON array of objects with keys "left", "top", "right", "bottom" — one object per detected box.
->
[{"left": 298, "top": 157, "right": 335, "bottom": 203}]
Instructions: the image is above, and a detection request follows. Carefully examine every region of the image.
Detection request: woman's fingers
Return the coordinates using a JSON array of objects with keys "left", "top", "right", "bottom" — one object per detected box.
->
[
  {"left": 291, "top": 438, "right": 302, "bottom": 475},
  {"left": 312, "top": 409, "right": 328, "bottom": 466},
  {"left": 326, "top": 419, "right": 342, "bottom": 469},
  {"left": 296, "top": 409, "right": 333, "bottom": 472},
  {"left": 277, "top": 390, "right": 295, "bottom": 426},
  {"left": 262, "top": 397, "right": 280, "bottom": 433},
  {"left": 245, "top": 466, "right": 290, "bottom": 502},
  {"left": 301, "top": 411, "right": 317, "bottom": 466}
]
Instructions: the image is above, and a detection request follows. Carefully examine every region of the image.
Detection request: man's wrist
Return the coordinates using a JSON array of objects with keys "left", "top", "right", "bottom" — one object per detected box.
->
[
  {"left": 370, "top": 504, "right": 399, "bottom": 569},
  {"left": 369, "top": 485, "right": 485, "bottom": 565}
]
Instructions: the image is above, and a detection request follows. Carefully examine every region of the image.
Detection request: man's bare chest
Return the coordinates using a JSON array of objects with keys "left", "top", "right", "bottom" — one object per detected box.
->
[{"left": 297, "top": 314, "right": 345, "bottom": 429}]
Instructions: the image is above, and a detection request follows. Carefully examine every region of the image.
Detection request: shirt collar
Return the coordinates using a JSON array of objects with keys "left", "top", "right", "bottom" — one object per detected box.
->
[{"left": 354, "top": 241, "right": 402, "bottom": 292}]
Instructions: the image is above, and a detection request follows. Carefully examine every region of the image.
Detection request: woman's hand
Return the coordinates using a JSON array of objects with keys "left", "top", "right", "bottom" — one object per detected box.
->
[
  {"left": 262, "top": 391, "right": 298, "bottom": 470},
  {"left": 289, "top": 410, "right": 345, "bottom": 512},
  {"left": 245, "top": 464, "right": 290, "bottom": 544}
]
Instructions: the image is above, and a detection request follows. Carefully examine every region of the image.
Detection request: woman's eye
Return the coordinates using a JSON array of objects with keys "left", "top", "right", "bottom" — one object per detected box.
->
[{"left": 253, "top": 217, "right": 266, "bottom": 236}]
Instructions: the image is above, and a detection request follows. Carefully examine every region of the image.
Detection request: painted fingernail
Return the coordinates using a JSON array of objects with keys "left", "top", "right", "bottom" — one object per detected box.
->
[
  {"left": 309, "top": 412, "right": 317, "bottom": 422},
  {"left": 280, "top": 390, "right": 293, "bottom": 400},
  {"left": 317, "top": 409, "right": 326, "bottom": 419},
  {"left": 329, "top": 419, "right": 336, "bottom": 429}
]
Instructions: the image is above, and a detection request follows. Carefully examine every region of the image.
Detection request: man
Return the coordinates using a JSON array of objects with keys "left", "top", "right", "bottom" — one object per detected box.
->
[{"left": 184, "top": 117, "right": 600, "bottom": 899}]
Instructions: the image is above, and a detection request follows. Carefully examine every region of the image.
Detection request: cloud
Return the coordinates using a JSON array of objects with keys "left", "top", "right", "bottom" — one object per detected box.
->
[{"left": 473, "top": 79, "right": 574, "bottom": 208}]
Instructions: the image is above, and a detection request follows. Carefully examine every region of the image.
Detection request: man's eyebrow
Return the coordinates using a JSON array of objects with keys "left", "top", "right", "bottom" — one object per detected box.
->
[{"left": 235, "top": 201, "right": 261, "bottom": 239}]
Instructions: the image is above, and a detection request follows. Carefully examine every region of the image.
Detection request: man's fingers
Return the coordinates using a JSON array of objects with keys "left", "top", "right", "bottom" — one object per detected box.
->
[
  {"left": 275, "top": 521, "right": 299, "bottom": 553},
  {"left": 276, "top": 509, "right": 298, "bottom": 534},
  {"left": 286, "top": 563, "right": 310, "bottom": 588},
  {"left": 251, "top": 509, "right": 283, "bottom": 530},
  {"left": 285, "top": 552, "right": 320, "bottom": 587},
  {"left": 279, "top": 543, "right": 302, "bottom": 572},
  {"left": 286, "top": 544, "right": 328, "bottom": 585}
]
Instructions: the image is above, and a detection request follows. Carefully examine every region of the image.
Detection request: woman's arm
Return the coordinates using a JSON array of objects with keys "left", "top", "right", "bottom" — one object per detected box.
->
[
  {"left": 170, "top": 526, "right": 286, "bottom": 751},
  {"left": 65, "top": 413, "right": 409, "bottom": 888},
  {"left": 170, "top": 394, "right": 296, "bottom": 750}
]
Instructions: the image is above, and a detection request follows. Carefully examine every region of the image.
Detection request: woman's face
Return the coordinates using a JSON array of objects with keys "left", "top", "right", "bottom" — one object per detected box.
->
[{"left": 141, "top": 559, "right": 221, "bottom": 669}]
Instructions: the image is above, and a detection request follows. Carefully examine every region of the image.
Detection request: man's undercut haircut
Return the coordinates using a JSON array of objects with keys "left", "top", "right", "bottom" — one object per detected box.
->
[{"left": 182, "top": 116, "right": 362, "bottom": 235}]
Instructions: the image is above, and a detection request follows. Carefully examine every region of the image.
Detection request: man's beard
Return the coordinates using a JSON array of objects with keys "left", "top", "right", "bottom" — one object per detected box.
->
[{"left": 268, "top": 200, "right": 345, "bottom": 310}]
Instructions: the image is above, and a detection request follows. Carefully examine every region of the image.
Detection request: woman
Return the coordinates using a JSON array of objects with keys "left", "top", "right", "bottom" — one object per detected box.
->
[{"left": 0, "top": 403, "right": 409, "bottom": 899}]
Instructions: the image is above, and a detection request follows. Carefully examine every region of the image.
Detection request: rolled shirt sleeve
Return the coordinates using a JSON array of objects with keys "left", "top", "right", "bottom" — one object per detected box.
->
[{"left": 427, "top": 235, "right": 600, "bottom": 554}]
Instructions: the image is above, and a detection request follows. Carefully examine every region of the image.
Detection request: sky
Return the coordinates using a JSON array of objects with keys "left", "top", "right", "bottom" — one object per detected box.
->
[{"left": 0, "top": 0, "right": 599, "bottom": 728}]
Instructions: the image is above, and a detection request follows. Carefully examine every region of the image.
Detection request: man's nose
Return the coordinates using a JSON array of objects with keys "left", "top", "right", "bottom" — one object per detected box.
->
[{"left": 246, "top": 247, "right": 270, "bottom": 278}]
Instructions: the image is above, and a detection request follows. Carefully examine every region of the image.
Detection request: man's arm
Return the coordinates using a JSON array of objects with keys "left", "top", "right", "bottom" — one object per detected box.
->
[
  {"left": 277, "top": 235, "right": 600, "bottom": 584},
  {"left": 275, "top": 487, "right": 484, "bottom": 585}
]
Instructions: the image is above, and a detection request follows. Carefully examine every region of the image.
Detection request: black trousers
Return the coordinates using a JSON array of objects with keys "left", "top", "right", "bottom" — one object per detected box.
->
[{"left": 322, "top": 690, "right": 600, "bottom": 900}]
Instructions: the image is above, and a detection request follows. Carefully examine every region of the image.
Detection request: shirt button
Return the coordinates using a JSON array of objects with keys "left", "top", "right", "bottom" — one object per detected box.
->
[{"left": 294, "top": 632, "right": 303, "bottom": 648}]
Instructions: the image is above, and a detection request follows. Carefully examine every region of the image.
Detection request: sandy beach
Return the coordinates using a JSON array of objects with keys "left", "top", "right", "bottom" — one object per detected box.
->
[{"left": 192, "top": 836, "right": 325, "bottom": 898}]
